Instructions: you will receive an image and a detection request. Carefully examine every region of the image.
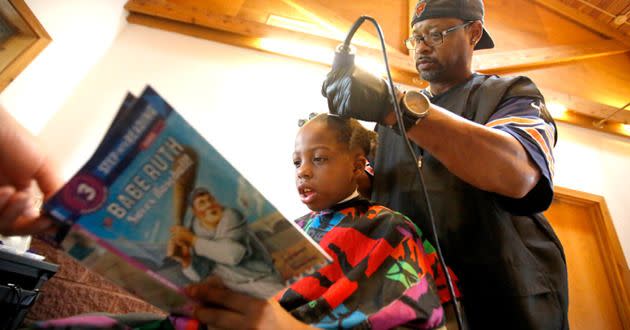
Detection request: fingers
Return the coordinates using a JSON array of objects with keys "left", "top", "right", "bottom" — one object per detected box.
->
[
  {"left": 186, "top": 278, "right": 270, "bottom": 329},
  {"left": 0, "top": 187, "right": 54, "bottom": 236},
  {"left": 34, "top": 159, "right": 63, "bottom": 198},
  {"left": 186, "top": 277, "right": 265, "bottom": 313},
  {"left": 193, "top": 306, "right": 247, "bottom": 329}
]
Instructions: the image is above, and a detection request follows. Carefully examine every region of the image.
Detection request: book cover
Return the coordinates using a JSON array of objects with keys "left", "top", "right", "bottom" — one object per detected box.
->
[{"left": 43, "top": 86, "right": 330, "bottom": 313}]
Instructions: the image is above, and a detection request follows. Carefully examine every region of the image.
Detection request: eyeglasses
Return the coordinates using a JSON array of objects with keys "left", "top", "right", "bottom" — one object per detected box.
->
[{"left": 405, "top": 21, "right": 473, "bottom": 49}]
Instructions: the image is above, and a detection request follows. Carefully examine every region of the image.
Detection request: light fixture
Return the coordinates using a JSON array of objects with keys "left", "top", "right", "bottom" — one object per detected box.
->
[
  {"left": 547, "top": 102, "right": 568, "bottom": 118},
  {"left": 613, "top": 13, "right": 628, "bottom": 26},
  {"left": 266, "top": 15, "right": 324, "bottom": 37},
  {"left": 266, "top": 14, "right": 374, "bottom": 48},
  {"left": 257, "top": 37, "right": 334, "bottom": 65}
]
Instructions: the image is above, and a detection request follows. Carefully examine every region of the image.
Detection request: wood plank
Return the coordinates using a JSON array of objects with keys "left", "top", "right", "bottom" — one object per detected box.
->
[
  {"left": 125, "top": 0, "right": 419, "bottom": 78},
  {"left": 474, "top": 39, "right": 630, "bottom": 74},
  {"left": 125, "top": 0, "right": 629, "bottom": 138},
  {"left": 165, "top": 0, "right": 246, "bottom": 17},
  {"left": 126, "top": 12, "right": 426, "bottom": 89},
  {"left": 278, "top": 0, "right": 398, "bottom": 53},
  {"left": 541, "top": 88, "right": 630, "bottom": 123},
  {"left": 543, "top": 104, "right": 630, "bottom": 139},
  {"left": 530, "top": 0, "right": 630, "bottom": 47},
  {"left": 125, "top": 0, "right": 628, "bottom": 78}
]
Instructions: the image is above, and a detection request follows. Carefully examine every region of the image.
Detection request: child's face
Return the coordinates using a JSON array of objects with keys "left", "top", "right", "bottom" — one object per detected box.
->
[
  {"left": 293, "top": 121, "right": 363, "bottom": 211},
  {"left": 192, "top": 193, "right": 224, "bottom": 229}
]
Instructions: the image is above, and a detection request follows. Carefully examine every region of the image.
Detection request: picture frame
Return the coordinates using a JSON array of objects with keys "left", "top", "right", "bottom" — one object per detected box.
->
[{"left": 0, "top": 0, "right": 50, "bottom": 91}]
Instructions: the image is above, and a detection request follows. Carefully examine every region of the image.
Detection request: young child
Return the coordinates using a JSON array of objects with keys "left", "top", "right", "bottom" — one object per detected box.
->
[{"left": 274, "top": 113, "right": 446, "bottom": 329}]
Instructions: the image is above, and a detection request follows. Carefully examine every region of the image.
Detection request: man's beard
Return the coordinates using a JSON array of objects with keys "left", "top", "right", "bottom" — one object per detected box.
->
[{"left": 420, "top": 66, "right": 445, "bottom": 82}]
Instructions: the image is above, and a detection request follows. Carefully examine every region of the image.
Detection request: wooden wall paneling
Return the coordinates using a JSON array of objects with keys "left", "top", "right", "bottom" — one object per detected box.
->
[
  {"left": 473, "top": 39, "right": 629, "bottom": 74},
  {"left": 165, "top": 0, "right": 246, "bottom": 17},
  {"left": 541, "top": 88, "right": 630, "bottom": 124},
  {"left": 277, "top": 0, "right": 399, "bottom": 53},
  {"left": 126, "top": 11, "right": 426, "bottom": 88},
  {"left": 530, "top": 0, "right": 630, "bottom": 46},
  {"left": 124, "top": 0, "right": 630, "bottom": 138},
  {"left": 522, "top": 53, "right": 630, "bottom": 112},
  {"left": 313, "top": 0, "right": 409, "bottom": 53}
]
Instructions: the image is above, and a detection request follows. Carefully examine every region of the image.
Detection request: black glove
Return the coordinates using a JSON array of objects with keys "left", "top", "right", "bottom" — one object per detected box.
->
[{"left": 321, "top": 65, "right": 396, "bottom": 123}]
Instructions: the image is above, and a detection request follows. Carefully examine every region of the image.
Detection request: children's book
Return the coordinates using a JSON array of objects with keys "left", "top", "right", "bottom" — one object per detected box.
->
[{"left": 43, "top": 86, "right": 330, "bottom": 314}]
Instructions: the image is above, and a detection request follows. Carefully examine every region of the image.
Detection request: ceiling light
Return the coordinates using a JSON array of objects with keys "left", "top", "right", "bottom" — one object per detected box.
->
[
  {"left": 613, "top": 14, "right": 628, "bottom": 26},
  {"left": 257, "top": 37, "right": 334, "bottom": 65},
  {"left": 546, "top": 102, "right": 568, "bottom": 118},
  {"left": 266, "top": 15, "right": 323, "bottom": 36}
]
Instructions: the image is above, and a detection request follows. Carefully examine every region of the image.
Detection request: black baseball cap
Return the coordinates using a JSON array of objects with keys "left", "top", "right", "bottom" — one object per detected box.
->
[{"left": 411, "top": 0, "right": 495, "bottom": 50}]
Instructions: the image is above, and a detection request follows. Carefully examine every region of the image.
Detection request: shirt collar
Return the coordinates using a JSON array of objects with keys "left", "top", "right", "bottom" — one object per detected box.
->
[{"left": 338, "top": 190, "right": 359, "bottom": 204}]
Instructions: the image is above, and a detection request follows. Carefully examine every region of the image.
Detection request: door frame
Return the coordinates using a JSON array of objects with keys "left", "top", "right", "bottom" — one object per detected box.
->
[{"left": 553, "top": 186, "right": 629, "bottom": 327}]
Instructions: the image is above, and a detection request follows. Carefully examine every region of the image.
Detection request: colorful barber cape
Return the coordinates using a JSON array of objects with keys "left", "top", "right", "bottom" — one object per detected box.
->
[
  {"left": 277, "top": 197, "right": 449, "bottom": 330},
  {"left": 372, "top": 73, "right": 568, "bottom": 329}
]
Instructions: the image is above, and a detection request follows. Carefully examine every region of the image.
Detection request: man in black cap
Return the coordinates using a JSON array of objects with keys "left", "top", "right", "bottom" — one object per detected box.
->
[{"left": 322, "top": 0, "right": 569, "bottom": 328}]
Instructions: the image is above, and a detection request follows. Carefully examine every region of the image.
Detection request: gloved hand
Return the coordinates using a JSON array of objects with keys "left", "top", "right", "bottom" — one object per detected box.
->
[{"left": 321, "top": 65, "right": 396, "bottom": 124}]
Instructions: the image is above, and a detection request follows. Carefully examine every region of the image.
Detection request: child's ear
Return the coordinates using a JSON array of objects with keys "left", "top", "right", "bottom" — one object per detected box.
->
[{"left": 353, "top": 154, "right": 367, "bottom": 174}]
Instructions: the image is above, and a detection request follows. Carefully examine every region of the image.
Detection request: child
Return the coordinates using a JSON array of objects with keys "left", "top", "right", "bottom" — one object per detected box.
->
[
  {"left": 272, "top": 113, "right": 446, "bottom": 329},
  {"left": 31, "top": 114, "right": 449, "bottom": 330}
]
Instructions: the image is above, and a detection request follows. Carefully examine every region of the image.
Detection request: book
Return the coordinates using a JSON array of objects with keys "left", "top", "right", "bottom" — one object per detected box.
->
[{"left": 42, "top": 86, "right": 330, "bottom": 314}]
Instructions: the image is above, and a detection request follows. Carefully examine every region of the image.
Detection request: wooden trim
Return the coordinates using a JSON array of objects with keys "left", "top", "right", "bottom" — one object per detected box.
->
[
  {"left": 278, "top": 0, "right": 398, "bottom": 53},
  {"left": 0, "top": 0, "right": 51, "bottom": 91},
  {"left": 125, "top": 0, "right": 630, "bottom": 138},
  {"left": 548, "top": 106, "right": 630, "bottom": 139},
  {"left": 554, "top": 186, "right": 630, "bottom": 328},
  {"left": 127, "top": 12, "right": 428, "bottom": 88}
]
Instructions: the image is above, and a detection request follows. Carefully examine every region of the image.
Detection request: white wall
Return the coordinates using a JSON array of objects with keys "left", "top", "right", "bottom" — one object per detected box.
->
[
  {"left": 0, "top": 0, "right": 127, "bottom": 134},
  {"left": 37, "top": 24, "right": 330, "bottom": 221},
  {"left": 553, "top": 123, "right": 630, "bottom": 260}
]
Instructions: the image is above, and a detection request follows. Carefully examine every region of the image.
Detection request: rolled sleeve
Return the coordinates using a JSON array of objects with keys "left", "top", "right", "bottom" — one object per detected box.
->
[{"left": 485, "top": 97, "right": 556, "bottom": 214}]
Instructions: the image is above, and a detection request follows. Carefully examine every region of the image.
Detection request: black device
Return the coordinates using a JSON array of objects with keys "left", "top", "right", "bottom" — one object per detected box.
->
[
  {"left": 0, "top": 249, "right": 58, "bottom": 330},
  {"left": 328, "top": 16, "right": 465, "bottom": 330}
]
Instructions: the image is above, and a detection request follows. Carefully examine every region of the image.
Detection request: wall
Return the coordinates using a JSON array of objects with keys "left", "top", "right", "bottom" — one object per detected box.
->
[
  {"left": 0, "top": 0, "right": 128, "bottom": 134},
  {"left": 553, "top": 122, "right": 630, "bottom": 258},
  {"left": 37, "top": 23, "right": 630, "bottom": 265},
  {"left": 37, "top": 23, "right": 328, "bottom": 223}
]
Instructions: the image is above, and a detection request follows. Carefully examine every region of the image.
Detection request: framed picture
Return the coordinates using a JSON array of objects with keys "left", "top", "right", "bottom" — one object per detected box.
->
[{"left": 0, "top": 0, "right": 50, "bottom": 91}]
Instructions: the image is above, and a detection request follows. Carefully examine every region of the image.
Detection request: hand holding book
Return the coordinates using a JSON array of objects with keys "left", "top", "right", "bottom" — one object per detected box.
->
[{"left": 38, "top": 86, "right": 330, "bottom": 313}]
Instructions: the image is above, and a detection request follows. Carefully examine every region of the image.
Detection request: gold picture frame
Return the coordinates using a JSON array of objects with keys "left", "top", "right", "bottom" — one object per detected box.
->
[{"left": 0, "top": 0, "right": 50, "bottom": 91}]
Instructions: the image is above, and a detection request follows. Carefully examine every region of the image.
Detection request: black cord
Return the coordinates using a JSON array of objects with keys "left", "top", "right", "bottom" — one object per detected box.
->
[{"left": 339, "top": 15, "right": 465, "bottom": 330}]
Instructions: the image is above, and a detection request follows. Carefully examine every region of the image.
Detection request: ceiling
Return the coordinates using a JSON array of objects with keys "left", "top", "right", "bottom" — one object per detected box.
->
[
  {"left": 558, "top": 0, "right": 630, "bottom": 37},
  {"left": 123, "top": 0, "right": 630, "bottom": 138}
]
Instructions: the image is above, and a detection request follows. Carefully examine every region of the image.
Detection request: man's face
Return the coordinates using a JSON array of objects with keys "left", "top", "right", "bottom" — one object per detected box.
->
[
  {"left": 411, "top": 18, "right": 473, "bottom": 83},
  {"left": 192, "top": 193, "right": 224, "bottom": 229},
  {"left": 293, "top": 122, "right": 361, "bottom": 211}
]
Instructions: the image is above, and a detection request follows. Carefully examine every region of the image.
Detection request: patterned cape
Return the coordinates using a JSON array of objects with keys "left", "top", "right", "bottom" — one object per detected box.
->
[{"left": 276, "top": 197, "right": 457, "bottom": 329}]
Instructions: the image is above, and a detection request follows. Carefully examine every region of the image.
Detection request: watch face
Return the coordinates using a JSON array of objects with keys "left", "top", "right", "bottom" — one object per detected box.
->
[{"left": 404, "top": 91, "right": 429, "bottom": 114}]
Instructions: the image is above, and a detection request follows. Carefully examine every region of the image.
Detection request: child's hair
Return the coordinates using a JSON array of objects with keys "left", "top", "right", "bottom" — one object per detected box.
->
[{"left": 302, "top": 113, "right": 377, "bottom": 158}]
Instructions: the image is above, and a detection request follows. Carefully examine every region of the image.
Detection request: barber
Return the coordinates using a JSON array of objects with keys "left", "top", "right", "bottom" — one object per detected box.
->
[{"left": 322, "top": 0, "right": 569, "bottom": 328}]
